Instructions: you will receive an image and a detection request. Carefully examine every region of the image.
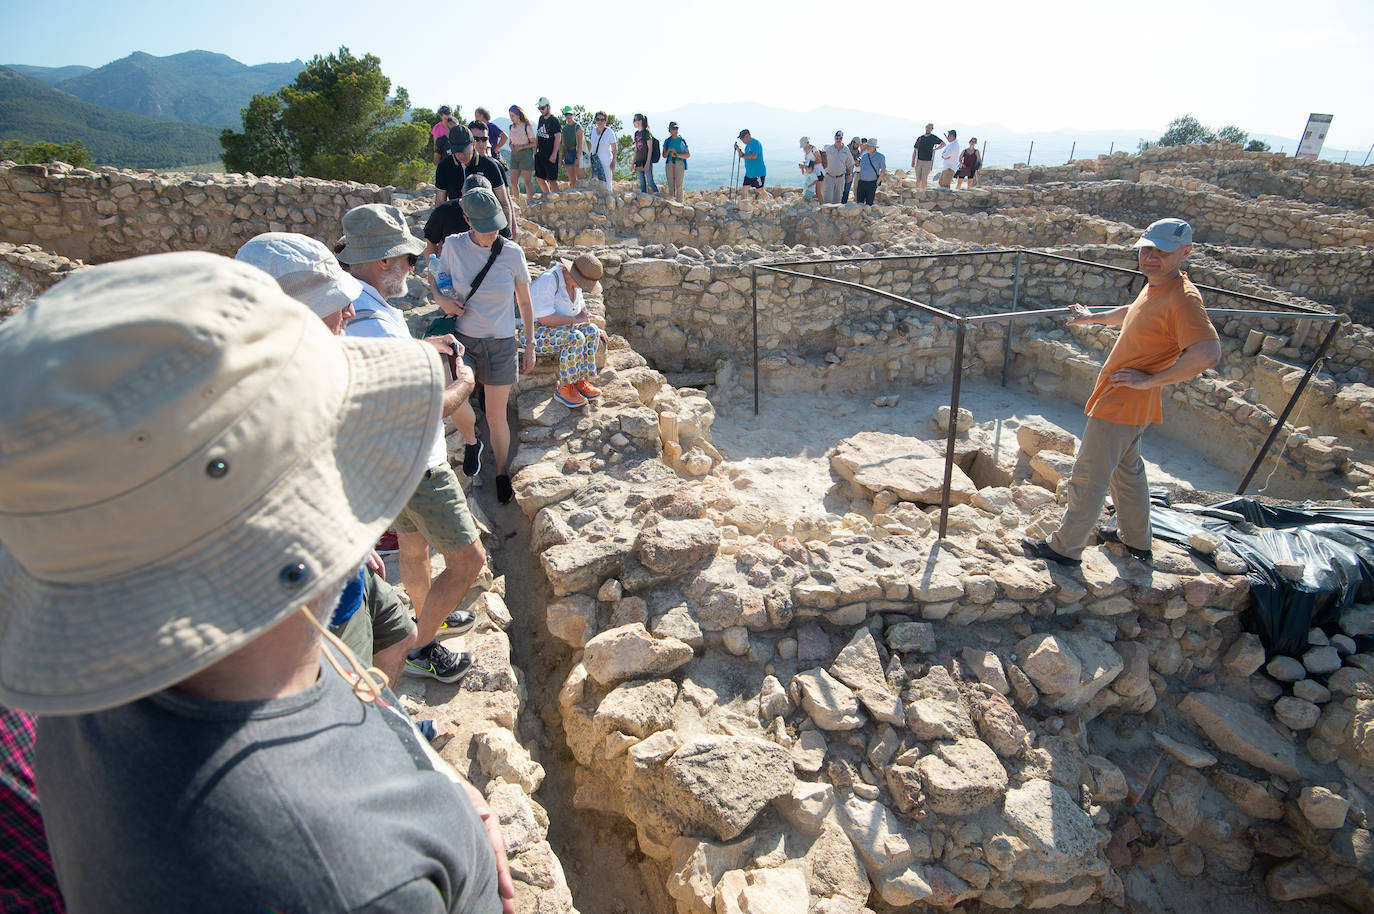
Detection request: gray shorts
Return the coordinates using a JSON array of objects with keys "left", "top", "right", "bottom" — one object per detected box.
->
[{"left": 458, "top": 333, "right": 518, "bottom": 386}]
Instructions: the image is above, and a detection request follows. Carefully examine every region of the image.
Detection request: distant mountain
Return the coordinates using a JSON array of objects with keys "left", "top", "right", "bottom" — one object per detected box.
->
[
  {"left": 5, "top": 64, "right": 94, "bottom": 86},
  {"left": 0, "top": 66, "right": 223, "bottom": 168},
  {"left": 51, "top": 50, "right": 303, "bottom": 127}
]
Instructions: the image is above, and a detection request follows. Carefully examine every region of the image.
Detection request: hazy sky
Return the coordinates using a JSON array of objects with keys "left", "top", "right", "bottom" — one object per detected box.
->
[{"left": 5, "top": 0, "right": 1373, "bottom": 150}]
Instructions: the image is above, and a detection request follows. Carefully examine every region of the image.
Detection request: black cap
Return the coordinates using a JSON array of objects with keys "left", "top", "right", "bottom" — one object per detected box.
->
[
  {"left": 447, "top": 123, "right": 473, "bottom": 154},
  {"left": 737, "top": 129, "right": 750, "bottom": 139},
  {"left": 437, "top": 105, "right": 452, "bottom": 116},
  {"left": 668, "top": 121, "right": 678, "bottom": 130}
]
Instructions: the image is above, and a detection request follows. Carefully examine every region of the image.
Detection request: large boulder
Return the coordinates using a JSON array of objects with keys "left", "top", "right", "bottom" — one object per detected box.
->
[
  {"left": 831, "top": 431, "right": 977, "bottom": 505},
  {"left": 636, "top": 518, "right": 721, "bottom": 574},
  {"left": 659, "top": 736, "right": 796, "bottom": 841}
]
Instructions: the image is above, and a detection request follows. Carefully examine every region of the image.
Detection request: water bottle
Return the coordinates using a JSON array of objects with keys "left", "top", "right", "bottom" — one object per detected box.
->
[{"left": 428, "top": 254, "right": 456, "bottom": 298}]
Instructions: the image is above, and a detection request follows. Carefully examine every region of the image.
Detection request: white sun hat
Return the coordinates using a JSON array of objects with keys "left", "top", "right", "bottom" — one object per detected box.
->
[
  {"left": 0, "top": 251, "right": 443, "bottom": 714},
  {"left": 235, "top": 232, "right": 362, "bottom": 318}
]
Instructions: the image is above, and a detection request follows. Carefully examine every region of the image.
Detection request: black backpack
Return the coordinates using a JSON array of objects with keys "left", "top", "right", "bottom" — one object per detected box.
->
[{"left": 650, "top": 134, "right": 661, "bottom": 164}]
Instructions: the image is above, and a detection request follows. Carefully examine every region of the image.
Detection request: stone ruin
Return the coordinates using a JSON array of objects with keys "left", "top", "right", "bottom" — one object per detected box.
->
[{"left": 2, "top": 141, "right": 1374, "bottom": 913}]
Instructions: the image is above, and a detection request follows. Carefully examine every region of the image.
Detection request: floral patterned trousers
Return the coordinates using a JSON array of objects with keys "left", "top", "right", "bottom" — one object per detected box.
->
[{"left": 518, "top": 322, "right": 600, "bottom": 386}]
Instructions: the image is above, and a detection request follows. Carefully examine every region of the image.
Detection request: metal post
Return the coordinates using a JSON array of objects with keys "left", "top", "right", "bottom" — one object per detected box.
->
[
  {"left": 1236, "top": 319, "right": 1343, "bottom": 494},
  {"left": 751, "top": 270, "right": 759, "bottom": 415},
  {"left": 1001, "top": 250, "right": 1022, "bottom": 387},
  {"left": 1363, "top": 144, "right": 1373, "bottom": 167},
  {"left": 939, "top": 322, "right": 967, "bottom": 540},
  {"left": 1109, "top": 142, "right": 1114, "bottom": 155},
  {"left": 1027, "top": 141, "right": 1034, "bottom": 165},
  {"left": 1067, "top": 142, "right": 1075, "bottom": 163}
]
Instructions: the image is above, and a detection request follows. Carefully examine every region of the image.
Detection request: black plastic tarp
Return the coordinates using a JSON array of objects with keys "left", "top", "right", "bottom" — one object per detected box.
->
[{"left": 1140, "top": 496, "right": 1374, "bottom": 658}]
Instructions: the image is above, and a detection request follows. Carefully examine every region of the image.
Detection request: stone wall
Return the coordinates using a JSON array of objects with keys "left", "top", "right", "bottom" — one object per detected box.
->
[
  {"left": 0, "top": 241, "right": 82, "bottom": 321},
  {"left": 0, "top": 161, "right": 391, "bottom": 263}
]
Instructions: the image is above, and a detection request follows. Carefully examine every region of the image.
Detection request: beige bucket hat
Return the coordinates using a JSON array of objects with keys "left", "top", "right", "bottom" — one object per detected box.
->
[
  {"left": 234, "top": 232, "right": 362, "bottom": 318},
  {"left": 560, "top": 253, "right": 604, "bottom": 297},
  {"left": 335, "top": 203, "right": 425, "bottom": 265},
  {"left": 0, "top": 251, "right": 444, "bottom": 714}
]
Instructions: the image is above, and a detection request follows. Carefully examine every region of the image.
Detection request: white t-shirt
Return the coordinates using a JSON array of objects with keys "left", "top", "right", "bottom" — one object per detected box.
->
[
  {"left": 345, "top": 280, "right": 448, "bottom": 470},
  {"left": 590, "top": 127, "right": 616, "bottom": 167},
  {"left": 529, "top": 265, "right": 584, "bottom": 320},
  {"left": 941, "top": 139, "right": 961, "bottom": 171},
  {"left": 437, "top": 233, "right": 530, "bottom": 339},
  {"left": 801, "top": 148, "right": 821, "bottom": 178}
]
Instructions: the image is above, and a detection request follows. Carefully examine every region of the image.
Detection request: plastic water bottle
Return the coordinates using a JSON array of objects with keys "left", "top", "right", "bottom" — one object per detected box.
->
[{"left": 428, "top": 254, "right": 456, "bottom": 298}]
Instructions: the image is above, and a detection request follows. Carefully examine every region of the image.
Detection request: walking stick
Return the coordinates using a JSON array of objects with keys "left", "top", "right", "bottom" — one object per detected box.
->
[{"left": 729, "top": 147, "right": 737, "bottom": 200}]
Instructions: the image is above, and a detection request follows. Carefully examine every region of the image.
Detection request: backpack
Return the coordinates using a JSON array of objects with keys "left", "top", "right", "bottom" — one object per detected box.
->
[{"left": 650, "top": 134, "right": 661, "bottom": 164}]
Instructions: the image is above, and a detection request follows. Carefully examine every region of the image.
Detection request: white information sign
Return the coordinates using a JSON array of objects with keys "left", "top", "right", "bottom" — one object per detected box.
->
[{"left": 1295, "top": 114, "right": 1333, "bottom": 160}]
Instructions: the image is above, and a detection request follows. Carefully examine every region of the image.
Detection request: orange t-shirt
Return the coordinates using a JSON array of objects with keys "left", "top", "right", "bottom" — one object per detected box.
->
[{"left": 1084, "top": 273, "right": 1217, "bottom": 426}]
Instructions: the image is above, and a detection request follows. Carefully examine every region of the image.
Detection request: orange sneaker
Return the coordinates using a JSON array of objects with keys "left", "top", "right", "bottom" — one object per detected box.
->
[
  {"left": 554, "top": 383, "right": 587, "bottom": 407},
  {"left": 574, "top": 379, "right": 601, "bottom": 399}
]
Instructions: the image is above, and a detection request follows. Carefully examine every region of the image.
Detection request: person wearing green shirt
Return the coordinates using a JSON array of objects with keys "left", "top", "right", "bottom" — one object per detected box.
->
[{"left": 662, "top": 121, "right": 690, "bottom": 202}]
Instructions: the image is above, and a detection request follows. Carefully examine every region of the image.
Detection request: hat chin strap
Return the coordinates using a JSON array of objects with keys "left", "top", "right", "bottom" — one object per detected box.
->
[{"left": 297, "top": 605, "right": 388, "bottom": 703}]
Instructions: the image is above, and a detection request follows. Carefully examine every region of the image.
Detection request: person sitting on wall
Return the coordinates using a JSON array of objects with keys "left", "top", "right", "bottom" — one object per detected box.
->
[{"left": 519, "top": 254, "right": 608, "bottom": 408}]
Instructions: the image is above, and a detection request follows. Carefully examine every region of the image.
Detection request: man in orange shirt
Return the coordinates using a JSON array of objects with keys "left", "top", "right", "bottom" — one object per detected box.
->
[{"left": 1023, "top": 218, "right": 1220, "bottom": 567}]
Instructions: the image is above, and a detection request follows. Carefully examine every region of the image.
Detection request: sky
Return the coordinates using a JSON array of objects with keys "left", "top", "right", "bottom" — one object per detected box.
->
[{"left": 4, "top": 0, "right": 1373, "bottom": 154}]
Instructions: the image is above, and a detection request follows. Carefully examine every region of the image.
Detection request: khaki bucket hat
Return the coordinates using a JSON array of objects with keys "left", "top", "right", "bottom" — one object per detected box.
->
[
  {"left": 0, "top": 251, "right": 444, "bottom": 714},
  {"left": 336, "top": 203, "right": 425, "bottom": 265},
  {"left": 560, "top": 253, "right": 603, "bottom": 297}
]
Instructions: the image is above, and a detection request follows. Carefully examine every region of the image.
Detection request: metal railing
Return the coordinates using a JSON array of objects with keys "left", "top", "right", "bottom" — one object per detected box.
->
[{"left": 749, "top": 248, "right": 1345, "bottom": 539}]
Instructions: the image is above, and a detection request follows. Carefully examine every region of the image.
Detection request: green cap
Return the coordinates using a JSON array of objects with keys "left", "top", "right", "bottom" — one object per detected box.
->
[{"left": 460, "top": 188, "right": 507, "bottom": 234}]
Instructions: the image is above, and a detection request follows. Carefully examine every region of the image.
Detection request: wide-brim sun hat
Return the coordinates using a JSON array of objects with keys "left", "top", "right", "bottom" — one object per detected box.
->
[
  {"left": 336, "top": 203, "right": 425, "bottom": 265},
  {"left": 235, "top": 232, "right": 362, "bottom": 318},
  {"left": 0, "top": 251, "right": 443, "bottom": 714},
  {"left": 560, "top": 254, "right": 604, "bottom": 297}
]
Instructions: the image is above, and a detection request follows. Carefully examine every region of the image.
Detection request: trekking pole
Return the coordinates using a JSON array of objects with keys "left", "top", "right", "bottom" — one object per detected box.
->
[{"left": 730, "top": 148, "right": 738, "bottom": 200}]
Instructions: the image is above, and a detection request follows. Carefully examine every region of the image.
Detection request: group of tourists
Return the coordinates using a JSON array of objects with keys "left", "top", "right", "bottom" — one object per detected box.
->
[
  {"left": 434, "top": 100, "right": 693, "bottom": 206},
  {"left": 909, "top": 122, "right": 983, "bottom": 190},
  {"left": 796, "top": 132, "right": 888, "bottom": 205}
]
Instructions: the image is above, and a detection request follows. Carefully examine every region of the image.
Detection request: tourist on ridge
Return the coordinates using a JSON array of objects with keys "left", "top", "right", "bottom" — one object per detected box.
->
[
  {"left": 663, "top": 121, "right": 690, "bottom": 202},
  {"left": 911, "top": 122, "right": 944, "bottom": 188},
  {"left": 843, "top": 137, "right": 862, "bottom": 203},
  {"left": 507, "top": 104, "right": 538, "bottom": 201},
  {"left": 338, "top": 204, "right": 488, "bottom": 684},
  {"left": 735, "top": 129, "right": 766, "bottom": 201},
  {"left": 520, "top": 254, "right": 608, "bottom": 408},
  {"left": 433, "top": 104, "right": 457, "bottom": 163},
  {"left": 431, "top": 188, "right": 536, "bottom": 505},
  {"left": 0, "top": 250, "right": 513, "bottom": 912},
  {"left": 856, "top": 137, "right": 886, "bottom": 205},
  {"left": 938, "top": 129, "right": 961, "bottom": 188},
  {"left": 433, "top": 122, "right": 518, "bottom": 241},
  {"left": 589, "top": 111, "right": 618, "bottom": 205},
  {"left": 956, "top": 137, "right": 982, "bottom": 189},
  {"left": 633, "top": 114, "right": 658, "bottom": 194},
  {"left": 1023, "top": 218, "right": 1220, "bottom": 568},
  {"left": 470, "top": 121, "right": 514, "bottom": 215},
  {"left": 556, "top": 106, "right": 584, "bottom": 189},
  {"left": 534, "top": 97, "right": 562, "bottom": 193},
  {"left": 820, "top": 130, "right": 853, "bottom": 204},
  {"left": 473, "top": 107, "right": 507, "bottom": 160},
  {"left": 798, "top": 136, "right": 821, "bottom": 203}
]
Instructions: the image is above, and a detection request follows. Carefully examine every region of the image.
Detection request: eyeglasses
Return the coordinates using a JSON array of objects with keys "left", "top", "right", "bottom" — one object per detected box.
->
[{"left": 596, "top": 117, "right": 606, "bottom": 122}]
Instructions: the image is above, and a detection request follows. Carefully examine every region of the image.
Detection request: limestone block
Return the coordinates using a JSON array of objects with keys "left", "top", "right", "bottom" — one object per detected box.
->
[
  {"left": 582, "top": 623, "right": 693, "bottom": 685},
  {"left": 546, "top": 594, "right": 597, "bottom": 647},
  {"left": 658, "top": 736, "right": 795, "bottom": 842},
  {"left": 1000, "top": 779, "right": 1101, "bottom": 869},
  {"left": 1298, "top": 786, "right": 1349, "bottom": 830},
  {"left": 1222, "top": 633, "right": 1266, "bottom": 677},
  {"left": 1015, "top": 416, "right": 1077, "bottom": 457},
  {"left": 636, "top": 518, "right": 721, "bottom": 573},
  {"left": 1179, "top": 691, "right": 1299, "bottom": 779},
  {"left": 887, "top": 620, "right": 936, "bottom": 653},
  {"left": 1030, "top": 450, "right": 1076, "bottom": 488},
  {"left": 595, "top": 679, "right": 678, "bottom": 738},
  {"left": 792, "top": 668, "right": 865, "bottom": 730},
  {"left": 830, "top": 431, "right": 977, "bottom": 505},
  {"left": 774, "top": 781, "right": 834, "bottom": 835},
  {"left": 1274, "top": 696, "right": 1321, "bottom": 730},
  {"left": 918, "top": 738, "right": 1009, "bottom": 814}
]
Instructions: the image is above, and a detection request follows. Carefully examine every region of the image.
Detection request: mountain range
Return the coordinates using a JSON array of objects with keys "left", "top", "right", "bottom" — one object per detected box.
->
[{"left": 10, "top": 51, "right": 303, "bottom": 127}]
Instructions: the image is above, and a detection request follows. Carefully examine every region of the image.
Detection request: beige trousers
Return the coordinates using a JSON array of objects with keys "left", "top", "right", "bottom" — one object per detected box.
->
[
  {"left": 664, "top": 161, "right": 685, "bottom": 201},
  {"left": 1049, "top": 417, "right": 1152, "bottom": 559}
]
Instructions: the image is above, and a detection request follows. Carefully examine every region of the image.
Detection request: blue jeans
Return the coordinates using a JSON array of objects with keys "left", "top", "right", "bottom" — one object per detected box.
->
[{"left": 638, "top": 166, "right": 658, "bottom": 193}]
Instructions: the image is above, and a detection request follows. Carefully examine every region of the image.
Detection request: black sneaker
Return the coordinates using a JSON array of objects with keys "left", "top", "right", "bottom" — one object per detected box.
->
[
  {"left": 437, "top": 608, "right": 477, "bottom": 636},
  {"left": 1021, "top": 537, "right": 1081, "bottom": 567},
  {"left": 403, "top": 642, "right": 475, "bottom": 683},
  {"left": 1097, "top": 527, "right": 1153, "bottom": 563},
  {"left": 496, "top": 474, "right": 514, "bottom": 504},
  {"left": 462, "top": 439, "right": 484, "bottom": 477}
]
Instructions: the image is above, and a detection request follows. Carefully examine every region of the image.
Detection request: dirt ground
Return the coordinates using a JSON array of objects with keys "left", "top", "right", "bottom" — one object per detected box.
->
[{"left": 708, "top": 378, "right": 1245, "bottom": 519}]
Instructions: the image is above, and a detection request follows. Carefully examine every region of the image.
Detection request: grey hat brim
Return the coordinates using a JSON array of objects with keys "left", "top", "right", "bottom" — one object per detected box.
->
[
  {"left": 0, "top": 335, "right": 443, "bottom": 715},
  {"left": 337, "top": 232, "right": 425, "bottom": 265}
]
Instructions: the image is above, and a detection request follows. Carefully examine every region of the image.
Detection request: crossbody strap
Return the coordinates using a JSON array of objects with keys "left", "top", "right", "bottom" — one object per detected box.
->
[{"left": 465, "top": 236, "right": 505, "bottom": 300}]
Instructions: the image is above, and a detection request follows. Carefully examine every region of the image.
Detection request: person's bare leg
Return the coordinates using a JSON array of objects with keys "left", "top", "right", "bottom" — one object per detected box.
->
[
  {"left": 413, "top": 540, "right": 486, "bottom": 646},
  {"left": 484, "top": 384, "right": 514, "bottom": 475},
  {"left": 373, "top": 627, "right": 418, "bottom": 687},
  {"left": 453, "top": 398, "right": 478, "bottom": 447},
  {"left": 397, "top": 531, "right": 433, "bottom": 627}
]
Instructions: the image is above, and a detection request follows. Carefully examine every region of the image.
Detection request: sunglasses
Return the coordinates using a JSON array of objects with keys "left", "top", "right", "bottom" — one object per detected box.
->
[
  {"left": 473, "top": 136, "right": 489, "bottom": 143},
  {"left": 405, "top": 253, "right": 418, "bottom": 267}
]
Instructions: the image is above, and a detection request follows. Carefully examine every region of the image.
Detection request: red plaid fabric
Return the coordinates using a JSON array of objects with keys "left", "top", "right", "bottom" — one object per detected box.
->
[{"left": 1, "top": 708, "right": 64, "bottom": 913}]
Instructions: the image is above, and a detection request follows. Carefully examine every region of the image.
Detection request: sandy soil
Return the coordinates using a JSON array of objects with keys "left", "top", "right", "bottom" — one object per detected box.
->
[{"left": 708, "top": 378, "right": 1243, "bottom": 518}]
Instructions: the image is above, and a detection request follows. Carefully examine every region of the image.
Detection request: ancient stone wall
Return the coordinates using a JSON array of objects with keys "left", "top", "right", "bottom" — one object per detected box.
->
[{"left": 0, "top": 161, "right": 391, "bottom": 264}]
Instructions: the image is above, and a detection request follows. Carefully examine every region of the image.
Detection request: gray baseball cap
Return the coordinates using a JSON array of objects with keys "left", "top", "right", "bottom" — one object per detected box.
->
[
  {"left": 460, "top": 188, "right": 507, "bottom": 234},
  {"left": 1134, "top": 218, "right": 1193, "bottom": 252}
]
